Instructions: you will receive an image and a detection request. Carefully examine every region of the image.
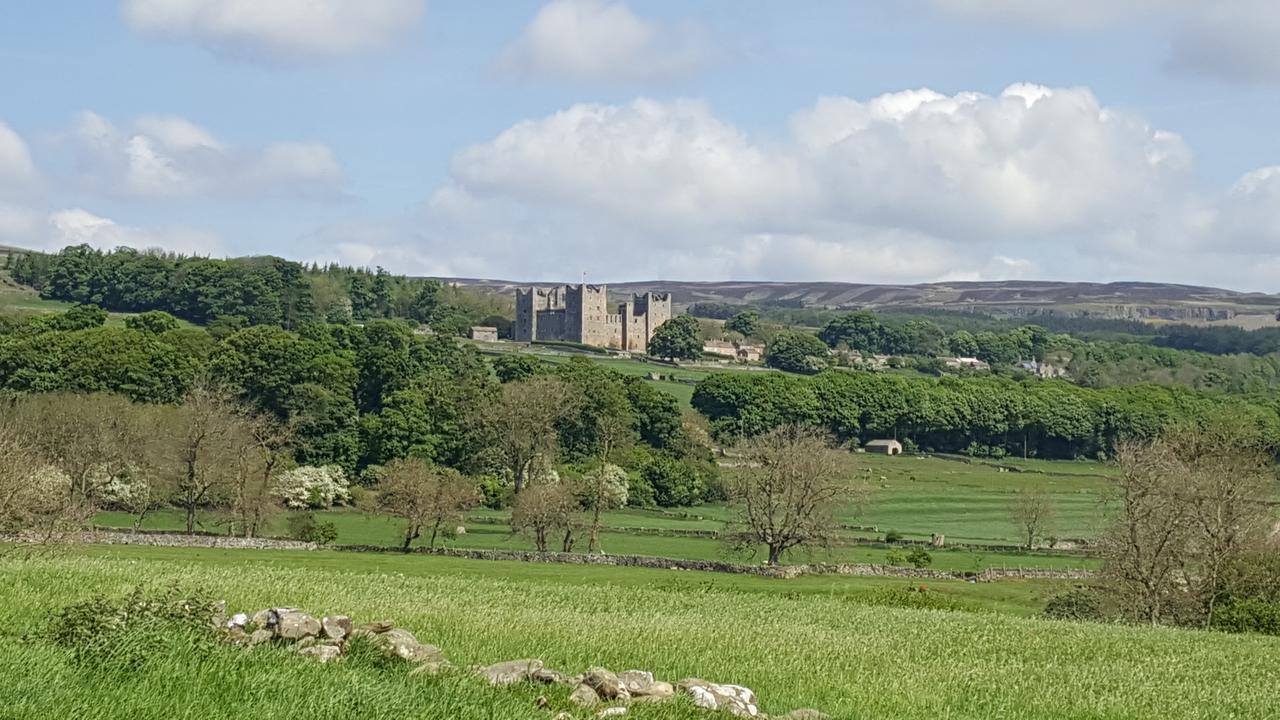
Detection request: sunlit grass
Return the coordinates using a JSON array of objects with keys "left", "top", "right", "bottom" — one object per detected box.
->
[{"left": 2, "top": 550, "right": 1277, "bottom": 719}]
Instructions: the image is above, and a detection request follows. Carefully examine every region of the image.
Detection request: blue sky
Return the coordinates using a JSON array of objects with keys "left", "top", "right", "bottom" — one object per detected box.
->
[{"left": 2, "top": 1, "right": 1280, "bottom": 289}]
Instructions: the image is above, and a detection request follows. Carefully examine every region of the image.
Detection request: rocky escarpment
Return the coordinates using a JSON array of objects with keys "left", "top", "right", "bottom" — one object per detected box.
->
[{"left": 217, "top": 603, "right": 827, "bottom": 719}]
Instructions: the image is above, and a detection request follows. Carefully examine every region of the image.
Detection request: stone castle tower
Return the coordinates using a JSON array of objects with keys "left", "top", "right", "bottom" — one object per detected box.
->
[{"left": 514, "top": 284, "right": 672, "bottom": 353}]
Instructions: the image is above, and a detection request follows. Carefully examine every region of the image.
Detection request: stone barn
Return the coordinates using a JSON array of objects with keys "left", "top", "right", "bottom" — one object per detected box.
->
[
  {"left": 865, "top": 439, "right": 903, "bottom": 455},
  {"left": 469, "top": 326, "right": 499, "bottom": 342}
]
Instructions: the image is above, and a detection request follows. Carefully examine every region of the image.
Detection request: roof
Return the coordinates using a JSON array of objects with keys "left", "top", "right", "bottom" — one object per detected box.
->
[{"left": 865, "top": 439, "right": 902, "bottom": 447}]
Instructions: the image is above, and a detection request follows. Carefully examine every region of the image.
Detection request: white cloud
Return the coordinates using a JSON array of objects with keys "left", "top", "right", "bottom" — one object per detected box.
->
[
  {"left": 45, "top": 208, "right": 221, "bottom": 255},
  {"left": 69, "top": 111, "right": 345, "bottom": 199},
  {"left": 499, "top": 0, "right": 707, "bottom": 83},
  {"left": 0, "top": 121, "right": 36, "bottom": 187},
  {"left": 307, "top": 84, "right": 1280, "bottom": 290},
  {"left": 0, "top": 202, "right": 39, "bottom": 243},
  {"left": 930, "top": 0, "right": 1280, "bottom": 83},
  {"left": 453, "top": 99, "right": 810, "bottom": 229},
  {"left": 120, "top": 0, "right": 426, "bottom": 63}
]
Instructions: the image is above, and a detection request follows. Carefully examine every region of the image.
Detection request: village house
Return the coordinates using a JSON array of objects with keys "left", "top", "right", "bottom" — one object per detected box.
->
[{"left": 703, "top": 339, "right": 765, "bottom": 363}]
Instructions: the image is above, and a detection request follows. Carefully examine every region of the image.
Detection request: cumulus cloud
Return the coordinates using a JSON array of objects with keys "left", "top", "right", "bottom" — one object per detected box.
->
[
  {"left": 436, "top": 86, "right": 1192, "bottom": 282},
  {"left": 499, "top": 0, "right": 707, "bottom": 83},
  {"left": 930, "top": 0, "right": 1280, "bottom": 83},
  {"left": 69, "top": 111, "right": 345, "bottom": 199},
  {"left": 298, "top": 84, "right": 1279, "bottom": 290},
  {"left": 0, "top": 121, "right": 36, "bottom": 187},
  {"left": 44, "top": 208, "right": 221, "bottom": 255},
  {"left": 120, "top": 0, "right": 426, "bottom": 63}
]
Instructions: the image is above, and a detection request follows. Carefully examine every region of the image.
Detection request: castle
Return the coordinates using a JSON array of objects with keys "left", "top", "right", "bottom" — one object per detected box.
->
[{"left": 514, "top": 284, "right": 672, "bottom": 353}]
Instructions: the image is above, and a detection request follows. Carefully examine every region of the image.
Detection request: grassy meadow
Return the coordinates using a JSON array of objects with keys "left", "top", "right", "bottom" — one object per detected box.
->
[
  {"left": 3, "top": 547, "right": 1277, "bottom": 719},
  {"left": 95, "top": 453, "right": 1113, "bottom": 575}
]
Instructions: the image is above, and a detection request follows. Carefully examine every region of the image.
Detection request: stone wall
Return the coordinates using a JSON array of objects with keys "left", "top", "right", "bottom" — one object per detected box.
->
[
  {"left": 6, "top": 530, "right": 318, "bottom": 551},
  {"left": 14, "top": 530, "right": 1095, "bottom": 582}
]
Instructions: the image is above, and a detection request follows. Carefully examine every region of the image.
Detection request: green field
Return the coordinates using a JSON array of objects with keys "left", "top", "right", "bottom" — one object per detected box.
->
[
  {"left": 93, "top": 509, "right": 1098, "bottom": 572},
  {"left": 474, "top": 340, "right": 760, "bottom": 406},
  {"left": 3, "top": 547, "right": 1277, "bottom": 719},
  {"left": 94, "top": 453, "right": 1112, "bottom": 573}
]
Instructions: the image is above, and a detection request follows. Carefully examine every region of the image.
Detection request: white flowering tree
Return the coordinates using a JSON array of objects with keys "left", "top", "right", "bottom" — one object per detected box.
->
[
  {"left": 586, "top": 463, "right": 629, "bottom": 554},
  {"left": 272, "top": 465, "right": 352, "bottom": 509},
  {"left": 95, "top": 464, "right": 159, "bottom": 531}
]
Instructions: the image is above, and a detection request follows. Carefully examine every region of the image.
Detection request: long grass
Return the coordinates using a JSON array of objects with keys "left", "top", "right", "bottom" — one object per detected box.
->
[{"left": 2, "top": 548, "right": 1278, "bottom": 719}]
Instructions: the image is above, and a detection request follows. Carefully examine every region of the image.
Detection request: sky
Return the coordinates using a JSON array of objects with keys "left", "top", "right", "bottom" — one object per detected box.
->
[{"left": 2, "top": 1, "right": 1280, "bottom": 290}]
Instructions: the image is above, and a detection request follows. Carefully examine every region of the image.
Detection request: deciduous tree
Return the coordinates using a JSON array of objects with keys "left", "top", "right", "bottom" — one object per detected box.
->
[
  {"left": 725, "top": 426, "right": 861, "bottom": 565},
  {"left": 1008, "top": 489, "right": 1055, "bottom": 550},
  {"left": 378, "top": 458, "right": 480, "bottom": 550}
]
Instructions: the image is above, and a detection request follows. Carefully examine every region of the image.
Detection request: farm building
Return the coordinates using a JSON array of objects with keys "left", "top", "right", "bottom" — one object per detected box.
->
[
  {"left": 865, "top": 439, "right": 903, "bottom": 455},
  {"left": 469, "top": 326, "right": 499, "bottom": 342}
]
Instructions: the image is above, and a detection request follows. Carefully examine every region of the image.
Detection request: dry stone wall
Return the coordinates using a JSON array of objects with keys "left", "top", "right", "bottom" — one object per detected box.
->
[{"left": 12, "top": 530, "right": 1095, "bottom": 581}]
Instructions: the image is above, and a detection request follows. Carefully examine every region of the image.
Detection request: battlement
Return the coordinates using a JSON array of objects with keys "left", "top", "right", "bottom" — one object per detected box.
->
[{"left": 514, "top": 283, "right": 672, "bottom": 352}]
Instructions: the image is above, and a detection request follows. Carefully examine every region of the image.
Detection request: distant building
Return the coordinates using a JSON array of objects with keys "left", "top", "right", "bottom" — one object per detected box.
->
[
  {"left": 469, "top": 326, "right": 499, "bottom": 342},
  {"left": 703, "top": 339, "right": 765, "bottom": 363},
  {"left": 865, "top": 439, "right": 903, "bottom": 455},
  {"left": 944, "top": 356, "right": 989, "bottom": 371},
  {"left": 514, "top": 284, "right": 672, "bottom": 353},
  {"left": 1020, "top": 360, "right": 1067, "bottom": 378}
]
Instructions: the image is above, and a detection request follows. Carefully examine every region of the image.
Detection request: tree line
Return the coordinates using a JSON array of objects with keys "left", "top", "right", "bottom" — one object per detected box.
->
[
  {"left": 691, "top": 369, "right": 1280, "bottom": 460},
  {"left": 6, "top": 244, "right": 510, "bottom": 334},
  {"left": 0, "top": 306, "right": 719, "bottom": 527}
]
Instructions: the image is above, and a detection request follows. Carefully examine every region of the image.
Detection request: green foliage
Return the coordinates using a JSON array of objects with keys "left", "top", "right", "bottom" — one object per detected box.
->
[
  {"left": 819, "top": 312, "right": 906, "bottom": 354},
  {"left": 639, "top": 452, "right": 706, "bottom": 507},
  {"left": 8, "top": 245, "right": 508, "bottom": 332},
  {"left": 124, "top": 311, "right": 179, "bottom": 334},
  {"left": 905, "top": 546, "right": 933, "bottom": 568},
  {"left": 692, "top": 372, "right": 819, "bottom": 437},
  {"left": 490, "top": 353, "right": 546, "bottom": 383},
  {"left": 39, "top": 585, "right": 221, "bottom": 670},
  {"left": 692, "top": 367, "right": 1280, "bottom": 459},
  {"left": 648, "top": 315, "right": 703, "bottom": 361},
  {"left": 1043, "top": 588, "right": 1107, "bottom": 622},
  {"left": 1212, "top": 599, "right": 1280, "bottom": 636},
  {"left": 765, "top": 331, "right": 829, "bottom": 373},
  {"left": 724, "top": 310, "right": 760, "bottom": 338},
  {"left": 286, "top": 512, "right": 339, "bottom": 545}
]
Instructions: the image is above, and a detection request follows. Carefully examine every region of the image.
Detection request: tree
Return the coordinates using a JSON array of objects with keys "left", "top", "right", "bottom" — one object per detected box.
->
[
  {"left": 1008, "top": 489, "right": 1055, "bottom": 550},
  {"left": 947, "top": 330, "right": 979, "bottom": 358},
  {"left": 124, "top": 310, "right": 179, "bottom": 335},
  {"left": 377, "top": 458, "right": 480, "bottom": 550},
  {"left": 1095, "top": 416, "right": 1279, "bottom": 627},
  {"left": 491, "top": 354, "right": 546, "bottom": 383},
  {"left": 153, "top": 381, "right": 252, "bottom": 534},
  {"left": 725, "top": 310, "right": 760, "bottom": 339},
  {"left": 222, "top": 413, "right": 296, "bottom": 538},
  {"left": 475, "top": 376, "right": 577, "bottom": 495},
  {"left": 639, "top": 453, "right": 705, "bottom": 507},
  {"left": 8, "top": 393, "right": 149, "bottom": 519},
  {"left": 1166, "top": 418, "right": 1276, "bottom": 627},
  {"left": 0, "top": 423, "right": 77, "bottom": 539},
  {"left": 764, "top": 331, "right": 829, "bottom": 374},
  {"left": 725, "top": 426, "right": 860, "bottom": 565},
  {"left": 510, "top": 478, "right": 580, "bottom": 552},
  {"left": 585, "top": 462, "right": 629, "bottom": 554},
  {"left": 648, "top": 315, "right": 702, "bottom": 361}
]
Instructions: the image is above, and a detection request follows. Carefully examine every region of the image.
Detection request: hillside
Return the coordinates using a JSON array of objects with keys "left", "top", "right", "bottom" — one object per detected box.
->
[{"left": 442, "top": 277, "right": 1280, "bottom": 325}]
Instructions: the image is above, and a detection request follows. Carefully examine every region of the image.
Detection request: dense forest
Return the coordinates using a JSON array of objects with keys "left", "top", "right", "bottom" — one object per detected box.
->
[
  {"left": 691, "top": 369, "right": 1280, "bottom": 461},
  {"left": 6, "top": 244, "right": 511, "bottom": 335},
  {"left": 0, "top": 304, "right": 715, "bottom": 509}
]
